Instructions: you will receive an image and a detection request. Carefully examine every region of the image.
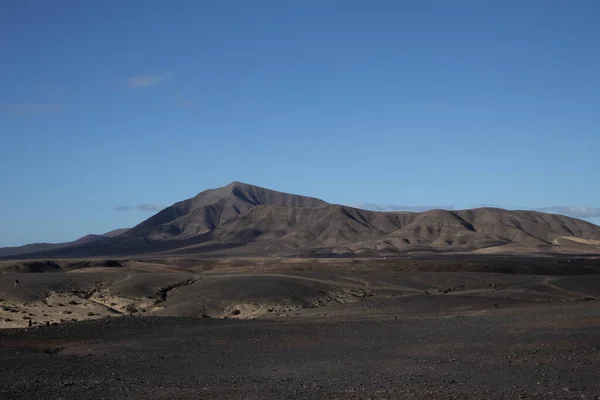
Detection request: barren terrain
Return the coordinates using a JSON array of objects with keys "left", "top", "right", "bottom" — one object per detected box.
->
[{"left": 1, "top": 256, "right": 599, "bottom": 398}]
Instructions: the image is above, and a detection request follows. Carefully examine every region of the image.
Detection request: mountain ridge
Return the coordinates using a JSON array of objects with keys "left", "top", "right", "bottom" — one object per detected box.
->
[
  {"left": 0, "top": 228, "right": 130, "bottom": 258},
  {"left": 2, "top": 182, "right": 600, "bottom": 258}
]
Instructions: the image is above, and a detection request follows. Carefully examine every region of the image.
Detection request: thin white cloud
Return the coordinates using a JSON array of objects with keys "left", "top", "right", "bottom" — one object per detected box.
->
[
  {"left": 353, "top": 203, "right": 600, "bottom": 219},
  {"left": 470, "top": 204, "right": 600, "bottom": 219},
  {"left": 137, "top": 204, "right": 166, "bottom": 212},
  {"left": 0, "top": 103, "right": 63, "bottom": 114},
  {"left": 350, "top": 203, "right": 455, "bottom": 212},
  {"left": 42, "top": 83, "right": 67, "bottom": 96},
  {"left": 174, "top": 90, "right": 198, "bottom": 109},
  {"left": 537, "top": 206, "right": 600, "bottom": 219},
  {"left": 123, "top": 71, "right": 172, "bottom": 88},
  {"left": 113, "top": 204, "right": 166, "bottom": 212}
]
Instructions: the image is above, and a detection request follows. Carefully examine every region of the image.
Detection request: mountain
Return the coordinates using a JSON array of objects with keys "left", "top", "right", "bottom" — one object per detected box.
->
[
  {"left": 3, "top": 182, "right": 600, "bottom": 259},
  {"left": 0, "top": 228, "right": 129, "bottom": 258},
  {"left": 172, "top": 204, "right": 600, "bottom": 257},
  {"left": 123, "top": 181, "right": 327, "bottom": 241}
]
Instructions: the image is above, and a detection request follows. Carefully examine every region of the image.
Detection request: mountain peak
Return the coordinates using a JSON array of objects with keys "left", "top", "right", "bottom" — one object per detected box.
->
[
  {"left": 225, "top": 181, "right": 258, "bottom": 193},
  {"left": 226, "top": 181, "right": 247, "bottom": 187},
  {"left": 124, "top": 181, "right": 329, "bottom": 241}
]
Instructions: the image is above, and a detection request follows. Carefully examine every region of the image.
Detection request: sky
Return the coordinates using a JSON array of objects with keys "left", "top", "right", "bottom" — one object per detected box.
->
[{"left": 1, "top": 0, "right": 600, "bottom": 246}]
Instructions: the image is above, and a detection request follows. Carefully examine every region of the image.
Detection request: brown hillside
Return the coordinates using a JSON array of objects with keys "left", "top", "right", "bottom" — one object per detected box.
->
[{"left": 3, "top": 182, "right": 600, "bottom": 258}]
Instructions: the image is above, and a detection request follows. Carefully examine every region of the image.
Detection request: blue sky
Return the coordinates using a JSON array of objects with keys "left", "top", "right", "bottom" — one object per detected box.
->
[{"left": 1, "top": 0, "right": 599, "bottom": 246}]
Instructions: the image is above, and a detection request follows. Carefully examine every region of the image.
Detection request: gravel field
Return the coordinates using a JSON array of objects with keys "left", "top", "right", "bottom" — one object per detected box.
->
[{"left": 1, "top": 302, "right": 599, "bottom": 399}]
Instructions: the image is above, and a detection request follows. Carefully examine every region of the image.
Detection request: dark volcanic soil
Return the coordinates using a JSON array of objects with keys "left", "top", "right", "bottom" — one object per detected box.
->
[{"left": 1, "top": 303, "right": 599, "bottom": 399}]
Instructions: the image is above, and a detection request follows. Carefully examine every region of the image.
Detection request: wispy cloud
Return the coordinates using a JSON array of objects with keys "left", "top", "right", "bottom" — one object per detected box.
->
[
  {"left": 469, "top": 204, "right": 499, "bottom": 208},
  {"left": 537, "top": 206, "right": 600, "bottom": 219},
  {"left": 174, "top": 90, "right": 198, "bottom": 109},
  {"left": 41, "top": 83, "right": 67, "bottom": 96},
  {"left": 350, "top": 203, "right": 455, "bottom": 212},
  {"left": 352, "top": 202, "right": 600, "bottom": 219},
  {"left": 136, "top": 204, "right": 166, "bottom": 212},
  {"left": 113, "top": 204, "right": 166, "bottom": 212},
  {"left": 123, "top": 71, "right": 172, "bottom": 88},
  {"left": 0, "top": 103, "right": 63, "bottom": 114},
  {"left": 469, "top": 204, "right": 600, "bottom": 219}
]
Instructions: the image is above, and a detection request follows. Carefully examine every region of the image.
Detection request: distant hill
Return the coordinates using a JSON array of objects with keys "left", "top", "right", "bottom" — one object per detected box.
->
[
  {"left": 0, "top": 228, "right": 129, "bottom": 258},
  {"left": 3, "top": 182, "right": 600, "bottom": 259}
]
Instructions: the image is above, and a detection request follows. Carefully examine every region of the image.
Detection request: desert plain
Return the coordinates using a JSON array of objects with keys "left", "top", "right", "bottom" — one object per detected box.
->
[{"left": 1, "top": 256, "right": 599, "bottom": 399}]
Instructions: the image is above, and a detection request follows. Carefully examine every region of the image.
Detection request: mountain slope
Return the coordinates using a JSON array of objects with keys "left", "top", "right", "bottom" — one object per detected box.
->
[
  {"left": 168, "top": 204, "right": 600, "bottom": 256},
  {"left": 123, "top": 181, "right": 328, "bottom": 240},
  {"left": 0, "top": 228, "right": 130, "bottom": 258},
  {"left": 3, "top": 182, "right": 600, "bottom": 258}
]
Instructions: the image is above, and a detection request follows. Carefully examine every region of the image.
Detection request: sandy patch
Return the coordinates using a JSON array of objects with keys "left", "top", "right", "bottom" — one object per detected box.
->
[
  {"left": 0, "top": 292, "right": 121, "bottom": 329},
  {"left": 554, "top": 236, "right": 600, "bottom": 246}
]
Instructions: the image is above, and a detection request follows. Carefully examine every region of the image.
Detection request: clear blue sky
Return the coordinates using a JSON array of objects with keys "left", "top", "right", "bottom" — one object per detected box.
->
[{"left": 1, "top": 0, "right": 599, "bottom": 246}]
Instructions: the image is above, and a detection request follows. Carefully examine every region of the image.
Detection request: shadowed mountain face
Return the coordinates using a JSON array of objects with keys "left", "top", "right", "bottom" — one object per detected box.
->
[
  {"left": 3, "top": 182, "right": 600, "bottom": 258},
  {"left": 123, "top": 182, "right": 328, "bottom": 241},
  {"left": 0, "top": 228, "right": 130, "bottom": 258}
]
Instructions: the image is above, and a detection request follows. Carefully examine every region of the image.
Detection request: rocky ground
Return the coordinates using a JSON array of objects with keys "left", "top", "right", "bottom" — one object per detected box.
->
[
  {"left": 1, "top": 258, "right": 599, "bottom": 399},
  {"left": 1, "top": 302, "right": 599, "bottom": 399},
  {"left": 2, "top": 267, "right": 599, "bottom": 329}
]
